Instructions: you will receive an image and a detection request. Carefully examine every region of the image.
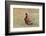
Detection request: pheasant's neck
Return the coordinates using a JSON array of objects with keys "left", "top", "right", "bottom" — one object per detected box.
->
[{"left": 26, "top": 15, "right": 28, "bottom": 18}]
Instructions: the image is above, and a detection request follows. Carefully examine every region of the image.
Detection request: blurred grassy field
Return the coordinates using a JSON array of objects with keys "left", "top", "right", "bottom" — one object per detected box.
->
[{"left": 13, "top": 8, "right": 39, "bottom": 28}]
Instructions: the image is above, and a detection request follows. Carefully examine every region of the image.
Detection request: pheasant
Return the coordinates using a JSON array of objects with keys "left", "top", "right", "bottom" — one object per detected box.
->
[{"left": 24, "top": 13, "right": 32, "bottom": 25}]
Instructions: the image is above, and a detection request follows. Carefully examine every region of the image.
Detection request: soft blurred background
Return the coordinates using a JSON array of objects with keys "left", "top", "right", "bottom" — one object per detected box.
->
[{"left": 13, "top": 8, "right": 39, "bottom": 28}]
